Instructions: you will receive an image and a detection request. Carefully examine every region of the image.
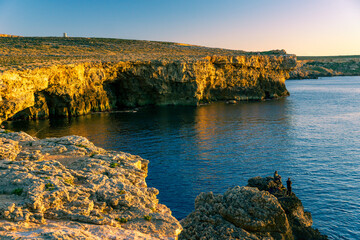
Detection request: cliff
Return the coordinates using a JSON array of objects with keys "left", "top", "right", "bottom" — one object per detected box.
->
[
  {"left": 0, "top": 55, "right": 296, "bottom": 125},
  {"left": 180, "top": 176, "right": 327, "bottom": 240},
  {"left": 0, "top": 129, "right": 181, "bottom": 239},
  {"left": 289, "top": 55, "right": 360, "bottom": 79}
]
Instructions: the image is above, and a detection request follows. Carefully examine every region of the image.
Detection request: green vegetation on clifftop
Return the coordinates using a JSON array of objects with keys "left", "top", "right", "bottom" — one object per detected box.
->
[{"left": 0, "top": 36, "right": 286, "bottom": 72}]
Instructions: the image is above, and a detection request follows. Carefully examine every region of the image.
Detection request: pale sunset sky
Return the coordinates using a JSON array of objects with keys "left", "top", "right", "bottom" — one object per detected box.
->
[{"left": 0, "top": 0, "right": 359, "bottom": 56}]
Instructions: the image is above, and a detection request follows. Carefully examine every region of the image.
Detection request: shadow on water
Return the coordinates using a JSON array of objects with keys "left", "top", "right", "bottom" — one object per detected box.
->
[{"left": 5, "top": 76, "right": 360, "bottom": 239}]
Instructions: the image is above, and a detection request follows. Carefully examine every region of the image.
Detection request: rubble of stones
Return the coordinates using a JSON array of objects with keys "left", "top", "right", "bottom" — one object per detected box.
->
[{"left": 0, "top": 129, "right": 181, "bottom": 239}]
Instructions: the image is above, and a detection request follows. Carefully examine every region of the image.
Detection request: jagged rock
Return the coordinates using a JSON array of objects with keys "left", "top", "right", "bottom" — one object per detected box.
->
[
  {"left": 0, "top": 130, "right": 181, "bottom": 239},
  {"left": 0, "top": 55, "right": 296, "bottom": 124},
  {"left": 248, "top": 176, "right": 326, "bottom": 240},
  {"left": 180, "top": 176, "right": 328, "bottom": 240}
]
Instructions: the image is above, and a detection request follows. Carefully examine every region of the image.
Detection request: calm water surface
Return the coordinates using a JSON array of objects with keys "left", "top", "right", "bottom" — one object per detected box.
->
[{"left": 6, "top": 76, "right": 360, "bottom": 239}]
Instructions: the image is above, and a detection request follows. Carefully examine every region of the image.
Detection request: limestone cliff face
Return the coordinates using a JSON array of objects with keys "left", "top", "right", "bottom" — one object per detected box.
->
[{"left": 0, "top": 55, "right": 296, "bottom": 124}]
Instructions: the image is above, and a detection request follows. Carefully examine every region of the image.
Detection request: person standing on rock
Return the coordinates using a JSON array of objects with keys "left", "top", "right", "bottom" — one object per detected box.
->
[
  {"left": 287, "top": 177, "right": 292, "bottom": 195},
  {"left": 274, "top": 171, "right": 281, "bottom": 184}
]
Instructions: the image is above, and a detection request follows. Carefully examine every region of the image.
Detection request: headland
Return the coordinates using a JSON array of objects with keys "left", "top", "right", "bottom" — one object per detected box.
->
[{"left": 0, "top": 36, "right": 296, "bottom": 125}]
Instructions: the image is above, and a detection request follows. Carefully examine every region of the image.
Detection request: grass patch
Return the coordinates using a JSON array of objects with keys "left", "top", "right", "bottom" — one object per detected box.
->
[
  {"left": 12, "top": 188, "right": 23, "bottom": 196},
  {"left": 115, "top": 217, "right": 128, "bottom": 223},
  {"left": 144, "top": 215, "right": 152, "bottom": 221},
  {"left": 45, "top": 183, "right": 55, "bottom": 191},
  {"left": 0, "top": 36, "right": 271, "bottom": 73},
  {"left": 110, "top": 162, "right": 118, "bottom": 168}
]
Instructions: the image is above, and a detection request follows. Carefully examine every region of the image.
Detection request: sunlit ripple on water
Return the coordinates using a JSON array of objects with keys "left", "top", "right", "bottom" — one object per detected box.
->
[{"left": 6, "top": 76, "right": 360, "bottom": 239}]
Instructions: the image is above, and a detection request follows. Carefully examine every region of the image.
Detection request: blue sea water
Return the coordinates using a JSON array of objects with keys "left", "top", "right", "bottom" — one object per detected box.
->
[{"left": 6, "top": 76, "right": 360, "bottom": 239}]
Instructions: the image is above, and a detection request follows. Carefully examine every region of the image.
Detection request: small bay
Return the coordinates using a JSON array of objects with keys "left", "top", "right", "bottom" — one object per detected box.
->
[{"left": 6, "top": 76, "right": 360, "bottom": 239}]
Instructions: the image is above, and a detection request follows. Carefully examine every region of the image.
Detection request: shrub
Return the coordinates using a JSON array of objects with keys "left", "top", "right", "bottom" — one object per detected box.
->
[
  {"left": 144, "top": 215, "right": 152, "bottom": 221},
  {"left": 12, "top": 188, "right": 23, "bottom": 196},
  {"left": 110, "top": 162, "right": 118, "bottom": 168},
  {"left": 115, "top": 217, "right": 128, "bottom": 223},
  {"left": 45, "top": 183, "right": 55, "bottom": 191}
]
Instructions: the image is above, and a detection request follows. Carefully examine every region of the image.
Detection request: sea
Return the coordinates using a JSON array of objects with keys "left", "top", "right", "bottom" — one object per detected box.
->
[{"left": 5, "top": 76, "right": 360, "bottom": 239}]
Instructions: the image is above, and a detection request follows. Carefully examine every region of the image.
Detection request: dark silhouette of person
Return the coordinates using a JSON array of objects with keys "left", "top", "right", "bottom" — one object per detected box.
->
[
  {"left": 287, "top": 177, "right": 292, "bottom": 195},
  {"left": 274, "top": 171, "right": 281, "bottom": 184}
]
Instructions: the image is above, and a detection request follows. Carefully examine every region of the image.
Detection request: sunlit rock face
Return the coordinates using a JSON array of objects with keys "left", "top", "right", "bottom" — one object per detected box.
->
[
  {"left": 179, "top": 176, "right": 328, "bottom": 240},
  {"left": 0, "top": 54, "right": 296, "bottom": 124},
  {"left": 0, "top": 130, "right": 182, "bottom": 239}
]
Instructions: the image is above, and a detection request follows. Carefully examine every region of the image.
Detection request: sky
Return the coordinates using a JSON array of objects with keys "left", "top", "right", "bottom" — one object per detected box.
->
[{"left": 0, "top": 0, "right": 359, "bottom": 56}]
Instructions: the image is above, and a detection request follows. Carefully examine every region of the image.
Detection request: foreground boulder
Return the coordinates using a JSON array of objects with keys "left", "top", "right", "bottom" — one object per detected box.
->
[
  {"left": 180, "top": 176, "right": 327, "bottom": 240},
  {"left": 0, "top": 130, "right": 181, "bottom": 239}
]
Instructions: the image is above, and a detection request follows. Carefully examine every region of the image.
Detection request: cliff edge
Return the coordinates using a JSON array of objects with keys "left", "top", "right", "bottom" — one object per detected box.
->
[
  {"left": 0, "top": 129, "right": 182, "bottom": 239},
  {"left": 0, "top": 55, "right": 296, "bottom": 125}
]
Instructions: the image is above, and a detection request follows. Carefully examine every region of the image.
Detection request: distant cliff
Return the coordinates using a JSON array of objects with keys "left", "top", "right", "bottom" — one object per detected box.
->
[
  {"left": 289, "top": 56, "right": 360, "bottom": 79},
  {"left": 0, "top": 55, "right": 296, "bottom": 124},
  {"left": 0, "top": 34, "right": 21, "bottom": 37}
]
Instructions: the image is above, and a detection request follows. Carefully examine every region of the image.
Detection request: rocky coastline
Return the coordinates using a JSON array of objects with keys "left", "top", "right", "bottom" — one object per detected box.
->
[
  {"left": 0, "top": 130, "right": 327, "bottom": 239},
  {"left": 0, "top": 55, "right": 296, "bottom": 125},
  {"left": 289, "top": 57, "right": 360, "bottom": 80},
  {"left": 0, "top": 129, "right": 182, "bottom": 239}
]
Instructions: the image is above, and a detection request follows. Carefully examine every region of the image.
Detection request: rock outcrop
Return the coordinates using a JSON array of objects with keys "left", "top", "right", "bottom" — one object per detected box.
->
[
  {"left": 179, "top": 176, "right": 327, "bottom": 240},
  {"left": 0, "top": 129, "right": 181, "bottom": 239},
  {"left": 0, "top": 55, "right": 296, "bottom": 125}
]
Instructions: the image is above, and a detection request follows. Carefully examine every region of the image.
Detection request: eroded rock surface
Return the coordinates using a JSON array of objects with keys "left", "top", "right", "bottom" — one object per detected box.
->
[
  {"left": 0, "top": 130, "right": 181, "bottom": 239},
  {"left": 179, "top": 176, "right": 327, "bottom": 240},
  {"left": 0, "top": 55, "right": 296, "bottom": 124}
]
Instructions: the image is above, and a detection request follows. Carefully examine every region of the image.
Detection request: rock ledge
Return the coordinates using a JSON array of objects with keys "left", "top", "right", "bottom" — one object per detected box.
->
[{"left": 0, "top": 129, "right": 181, "bottom": 239}]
